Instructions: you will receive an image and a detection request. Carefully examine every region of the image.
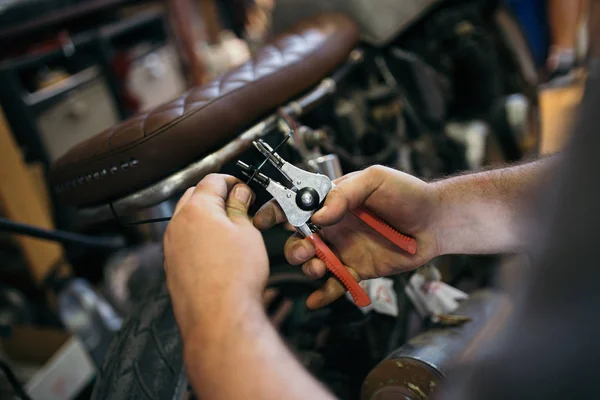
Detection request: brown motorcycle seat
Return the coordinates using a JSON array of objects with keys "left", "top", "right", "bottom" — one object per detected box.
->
[{"left": 50, "top": 14, "right": 358, "bottom": 207}]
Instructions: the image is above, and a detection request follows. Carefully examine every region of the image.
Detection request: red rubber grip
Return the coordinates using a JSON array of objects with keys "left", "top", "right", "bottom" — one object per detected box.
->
[
  {"left": 307, "top": 234, "right": 371, "bottom": 307},
  {"left": 351, "top": 207, "right": 417, "bottom": 255}
]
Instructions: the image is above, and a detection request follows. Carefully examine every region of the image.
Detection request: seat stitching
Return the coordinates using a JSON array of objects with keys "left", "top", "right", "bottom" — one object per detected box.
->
[{"left": 177, "top": 90, "right": 194, "bottom": 127}]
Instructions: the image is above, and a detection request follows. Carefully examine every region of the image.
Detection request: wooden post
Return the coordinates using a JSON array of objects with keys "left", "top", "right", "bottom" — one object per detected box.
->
[
  {"left": 169, "top": 0, "right": 208, "bottom": 85},
  {"left": 197, "top": 0, "right": 222, "bottom": 44},
  {"left": 0, "top": 107, "right": 70, "bottom": 284}
]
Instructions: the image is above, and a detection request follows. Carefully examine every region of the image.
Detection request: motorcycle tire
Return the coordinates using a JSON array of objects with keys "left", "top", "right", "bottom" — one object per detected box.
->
[
  {"left": 92, "top": 279, "right": 188, "bottom": 400},
  {"left": 92, "top": 269, "right": 320, "bottom": 400}
]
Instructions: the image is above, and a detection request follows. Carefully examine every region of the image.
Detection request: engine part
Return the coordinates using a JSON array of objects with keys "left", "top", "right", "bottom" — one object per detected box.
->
[
  {"left": 103, "top": 243, "right": 165, "bottom": 315},
  {"left": 57, "top": 278, "right": 123, "bottom": 367},
  {"left": 361, "top": 290, "right": 509, "bottom": 400},
  {"left": 307, "top": 154, "right": 343, "bottom": 180},
  {"left": 0, "top": 285, "right": 32, "bottom": 328},
  {"left": 504, "top": 93, "right": 531, "bottom": 144},
  {"left": 445, "top": 120, "right": 489, "bottom": 170},
  {"left": 301, "top": 128, "right": 329, "bottom": 149},
  {"left": 335, "top": 97, "right": 368, "bottom": 146},
  {"left": 388, "top": 48, "right": 447, "bottom": 126}
]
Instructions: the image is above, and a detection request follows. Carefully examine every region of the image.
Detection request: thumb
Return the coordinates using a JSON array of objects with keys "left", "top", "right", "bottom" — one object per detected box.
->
[
  {"left": 226, "top": 184, "right": 254, "bottom": 224},
  {"left": 312, "top": 167, "right": 384, "bottom": 226}
]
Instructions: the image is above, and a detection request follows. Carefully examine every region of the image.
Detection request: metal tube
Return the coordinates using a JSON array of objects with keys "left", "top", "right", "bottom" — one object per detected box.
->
[
  {"left": 361, "top": 290, "right": 511, "bottom": 400},
  {"left": 307, "top": 154, "right": 343, "bottom": 180},
  {"left": 23, "top": 67, "right": 101, "bottom": 109}
]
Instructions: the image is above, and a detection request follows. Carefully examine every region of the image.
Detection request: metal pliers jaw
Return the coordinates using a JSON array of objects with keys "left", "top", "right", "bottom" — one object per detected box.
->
[
  {"left": 238, "top": 140, "right": 332, "bottom": 236},
  {"left": 237, "top": 140, "right": 373, "bottom": 307}
]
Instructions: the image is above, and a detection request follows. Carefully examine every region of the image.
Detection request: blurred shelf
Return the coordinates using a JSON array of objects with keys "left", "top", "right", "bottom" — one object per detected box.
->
[
  {"left": 23, "top": 66, "right": 100, "bottom": 111},
  {"left": 0, "top": 0, "right": 133, "bottom": 41},
  {"left": 0, "top": 8, "right": 164, "bottom": 71}
]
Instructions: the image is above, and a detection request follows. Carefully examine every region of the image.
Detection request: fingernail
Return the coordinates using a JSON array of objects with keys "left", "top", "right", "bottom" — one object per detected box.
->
[
  {"left": 234, "top": 185, "right": 252, "bottom": 204},
  {"left": 294, "top": 244, "right": 310, "bottom": 261}
]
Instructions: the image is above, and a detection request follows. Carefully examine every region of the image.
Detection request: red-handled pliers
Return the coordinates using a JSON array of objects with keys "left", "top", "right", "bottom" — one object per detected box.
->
[{"left": 238, "top": 140, "right": 417, "bottom": 307}]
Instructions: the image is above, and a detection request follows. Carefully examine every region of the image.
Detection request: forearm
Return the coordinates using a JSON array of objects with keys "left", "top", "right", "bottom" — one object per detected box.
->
[
  {"left": 432, "top": 156, "right": 558, "bottom": 255},
  {"left": 182, "top": 297, "right": 335, "bottom": 400}
]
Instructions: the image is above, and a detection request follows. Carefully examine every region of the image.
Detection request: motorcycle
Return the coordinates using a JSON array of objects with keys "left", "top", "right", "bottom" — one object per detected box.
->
[{"left": 45, "top": 0, "right": 539, "bottom": 398}]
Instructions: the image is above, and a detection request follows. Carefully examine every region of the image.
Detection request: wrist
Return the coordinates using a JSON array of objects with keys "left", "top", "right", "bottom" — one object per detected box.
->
[
  {"left": 178, "top": 284, "right": 264, "bottom": 341},
  {"left": 427, "top": 171, "right": 525, "bottom": 256},
  {"left": 182, "top": 295, "right": 266, "bottom": 359},
  {"left": 428, "top": 179, "right": 458, "bottom": 256}
]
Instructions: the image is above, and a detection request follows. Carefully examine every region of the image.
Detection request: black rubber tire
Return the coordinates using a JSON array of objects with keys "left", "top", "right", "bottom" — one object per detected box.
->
[
  {"left": 92, "top": 268, "right": 317, "bottom": 399},
  {"left": 91, "top": 280, "right": 187, "bottom": 400}
]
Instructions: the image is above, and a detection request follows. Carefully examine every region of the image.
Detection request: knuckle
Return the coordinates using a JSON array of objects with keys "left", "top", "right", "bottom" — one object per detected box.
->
[
  {"left": 199, "top": 173, "right": 216, "bottom": 185},
  {"left": 328, "top": 186, "right": 343, "bottom": 198},
  {"left": 302, "top": 262, "right": 312, "bottom": 277},
  {"left": 326, "top": 186, "right": 347, "bottom": 207},
  {"left": 365, "top": 165, "right": 387, "bottom": 178},
  {"left": 305, "top": 259, "right": 324, "bottom": 278},
  {"left": 205, "top": 173, "right": 221, "bottom": 180},
  {"left": 178, "top": 203, "right": 202, "bottom": 220},
  {"left": 227, "top": 201, "right": 247, "bottom": 213},
  {"left": 283, "top": 239, "right": 296, "bottom": 256},
  {"left": 283, "top": 239, "right": 303, "bottom": 264},
  {"left": 260, "top": 202, "right": 277, "bottom": 219}
]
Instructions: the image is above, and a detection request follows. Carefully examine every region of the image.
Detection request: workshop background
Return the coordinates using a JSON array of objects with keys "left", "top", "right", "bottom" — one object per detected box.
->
[{"left": 0, "top": 0, "right": 589, "bottom": 399}]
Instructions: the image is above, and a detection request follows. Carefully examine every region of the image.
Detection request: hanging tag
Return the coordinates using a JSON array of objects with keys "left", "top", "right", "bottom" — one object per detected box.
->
[
  {"left": 405, "top": 264, "right": 469, "bottom": 322},
  {"left": 346, "top": 278, "right": 399, "bottom": 317}
]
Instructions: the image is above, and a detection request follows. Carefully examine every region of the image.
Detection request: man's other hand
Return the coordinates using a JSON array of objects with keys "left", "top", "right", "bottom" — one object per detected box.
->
[
  {"left": 253, "top": 166, "right": 441, "bottom": 309},
  {"left": 164, "top": 174, "right": 268, "bottom": 339}
]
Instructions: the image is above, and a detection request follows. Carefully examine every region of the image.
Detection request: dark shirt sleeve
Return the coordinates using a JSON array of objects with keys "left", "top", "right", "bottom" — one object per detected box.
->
[{"left": 445, "top": 66, "right": 600, "bottom": 400}]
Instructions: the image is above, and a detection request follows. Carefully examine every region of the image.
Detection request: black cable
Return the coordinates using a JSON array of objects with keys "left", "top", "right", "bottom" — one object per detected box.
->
[
  {"left": 0, "top": 218, "right": 124, "bottom": 249},
  {"left": 246, "top": 134, "right": 291, "bottom": 185},
  {"left": 0, "top": 359, "right": 33, "bottom": 400},
  {"left": 109, "top": 203, "right": 171, "bottom": 227}
]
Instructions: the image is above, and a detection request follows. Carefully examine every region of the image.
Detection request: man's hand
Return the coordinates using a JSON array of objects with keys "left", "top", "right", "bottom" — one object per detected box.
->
[
  {"left": 163, "top": 174, "right": 335, "bottom": 400},
  {"left": 254, "top": 166, "right": 441, "bottom": 309},
  {"left": 164, "top": 174, "right": 267, "bottom": 339},
  {"left": 254, "top": 157, "right": 555, "bottom": 310}
]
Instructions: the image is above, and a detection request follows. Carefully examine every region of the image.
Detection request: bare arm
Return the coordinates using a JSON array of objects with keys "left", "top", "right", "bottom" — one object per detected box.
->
[
  {"left": 432, "top": 156, "right": 558, "bottom": 255},
  {"left": 164, "top": 174, "right": 334, "bottom": 400},
  {"left": 182, "top": 299, "right": 334, "bottom": 400},
  {"left": 255, "top": 157, "right": 559, "bottom": 308}
]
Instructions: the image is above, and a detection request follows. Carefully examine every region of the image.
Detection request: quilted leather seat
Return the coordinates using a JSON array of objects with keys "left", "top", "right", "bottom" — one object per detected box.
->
[{"left": 50, "top": 14, "right": 358, "bottom": 207}]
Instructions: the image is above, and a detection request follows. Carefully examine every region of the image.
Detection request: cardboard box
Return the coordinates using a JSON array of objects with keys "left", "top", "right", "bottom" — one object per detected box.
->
[{"left": 2, "top": 326, "right": 95, "bottom": 400}]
